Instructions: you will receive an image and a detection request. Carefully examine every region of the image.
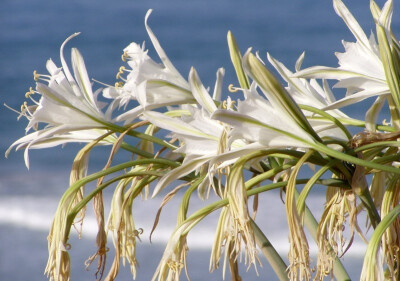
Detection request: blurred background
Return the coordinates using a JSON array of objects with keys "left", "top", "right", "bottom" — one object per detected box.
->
[{"left": 0, "top": 0, "right": 397, "bottom": 280}]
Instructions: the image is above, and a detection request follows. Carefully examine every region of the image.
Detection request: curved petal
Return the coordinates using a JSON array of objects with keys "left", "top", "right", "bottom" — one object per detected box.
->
[
  {"left": 189, "top": 67, "right": 218, "bottom": 113},
  {"left": 145, "top": 10, "right": 187, "bottom": 87}
]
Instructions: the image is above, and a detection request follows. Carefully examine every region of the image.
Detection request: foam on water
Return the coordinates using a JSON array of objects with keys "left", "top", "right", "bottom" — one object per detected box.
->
[{"left": 0, "top": 193, "right": 368, "bottom": 257}]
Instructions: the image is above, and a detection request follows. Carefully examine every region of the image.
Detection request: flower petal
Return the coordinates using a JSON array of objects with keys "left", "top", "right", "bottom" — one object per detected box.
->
[
  {"left": 145, "top": 10, "right": 187, "bottom": 87},
  {"left": 189, "top": 67, "right": 217, "bottom": 113},
  {"left": 333, "top": 0, "right": 370, "bottom": 49},
  {"left": 71, "top": 48, "right": 97, "bottom": 110}
]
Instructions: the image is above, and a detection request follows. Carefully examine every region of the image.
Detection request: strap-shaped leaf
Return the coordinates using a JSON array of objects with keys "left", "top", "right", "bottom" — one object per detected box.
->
[{"left": 360, "top": 204, "right": 400, "bottom": 281}]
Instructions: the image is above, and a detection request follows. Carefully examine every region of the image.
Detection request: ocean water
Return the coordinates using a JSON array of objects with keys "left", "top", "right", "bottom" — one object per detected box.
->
[{"left": 0, "top": 0, "right": 398, "bottom": 280}]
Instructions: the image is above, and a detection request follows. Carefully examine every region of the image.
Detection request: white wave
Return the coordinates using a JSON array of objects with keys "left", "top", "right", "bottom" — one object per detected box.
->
[{"left": 0, "top": 193, "right": 367, "bottom": 256}]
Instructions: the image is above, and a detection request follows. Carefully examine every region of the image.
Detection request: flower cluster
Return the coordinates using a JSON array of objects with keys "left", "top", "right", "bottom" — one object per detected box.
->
[{"left": 8, "top": 1, "right": 400, "bottom": 281}]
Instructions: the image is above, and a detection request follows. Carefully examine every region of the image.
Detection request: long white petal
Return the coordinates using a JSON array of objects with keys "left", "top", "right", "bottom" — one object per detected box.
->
[
  {"left": 71, "top": 48, "right": 97, "bottom": 109},
  {"left": 322, "top": 87, "right": 390, "bottom": 110},
  {"left": 378, "top": 0, "right": 393, "bottom": 29},
  {"left": 212, "top": 68, "right": 225, "bottom": 101},
  {"left": 143, "top": 80, "right": 194, "bottom": 106},
  {"left": 189, "top": 67, "right": 217, "bottom": 113},
  {"left": 365, "top": 96, "right": 386, "bottom": 131},
  {"left": 145, "top": 10, "right": 187, "bottom": 86},
  {"left": 333, "top": 0, "right": 370, "bottom": 49},
  {"left": 143, "top": 111, "right": 219, "bottom": 140},
  {"left": 268, "top": 53, "right": 327, "bottom": 106},
  {"left": 294, "top": 66, "right": 383, "bottom": 81},
  {"left": 213, "top": 109, "right": 314, "bottom": 147},
  {"left": 60, "top": 33, "right": 81, "bottom": 97},
  {"left": 152, "top": 155, "right": 213, "bottom": 197}
]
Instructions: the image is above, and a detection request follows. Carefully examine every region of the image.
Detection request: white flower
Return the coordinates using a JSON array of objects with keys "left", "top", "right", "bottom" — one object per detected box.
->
[
  {"left": 213, "top": 82, "right": 317, "bottom": 149},
  {"left": 267, "top": 52, "right": 349, "bottom": 141},
  {"left": 7, "top": 33, "right": 113, "bottom": 168},
  {"left": 293, "top": 0, "right": 390, "bottom": 110},
  {"left": 105, "top": 10, "right": 195, "bottom": 123},
  {"left": 213, "top": 51, "right": 323, "bottom": 151},
  {"left": 142, "top": 67, "right": 259, "bottom": 197}
]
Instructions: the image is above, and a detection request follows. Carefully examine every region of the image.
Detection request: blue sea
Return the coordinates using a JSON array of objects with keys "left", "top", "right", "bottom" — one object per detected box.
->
[{"left": 0, "top": 0, "right": 398, "bottom": 280}]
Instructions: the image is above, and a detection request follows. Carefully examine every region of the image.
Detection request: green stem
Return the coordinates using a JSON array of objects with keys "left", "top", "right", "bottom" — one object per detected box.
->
[
  {"left": 299, "top": 104, "right": 352, "bottom": 140},
  {"left": 120, "top": 141, "right": 155, "bottom": 158},
  {"left": 373, "top": 152, "right": 400, "bottom": 165},
  {"left": 312, "top": 142, "right": 400, "bottom": 176},
  {"left": 354, "top": 141, "right": 400, "bottom": 153},
  {"left": 60, "top": 158, "right": 178, "bottom": 241},
  {"left": 336, "top": 117, "right": 395, "bottom": 132},
  {"left": 69, "top": 172, "right": 160, "bottom": 218},
  {"left": 251, "top": 219, "right": 289, "bottom": 281},
  {"left": 102, "top": 121, "right": 177, "bottom": 150},
  {"left": 358, "top": 187, "right": 381, "bottom": 228},
  {"left": 362, "top": 204, "right": 400, "bottom": 279}
]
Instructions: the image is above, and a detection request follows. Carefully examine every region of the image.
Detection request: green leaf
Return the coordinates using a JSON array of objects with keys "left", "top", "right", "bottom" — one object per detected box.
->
[
  {"left": 297, "top": 162, "right": 334, "bottom": 218},
  {"left": 361, "top": 204, "right": 400, "bottom": 281}
]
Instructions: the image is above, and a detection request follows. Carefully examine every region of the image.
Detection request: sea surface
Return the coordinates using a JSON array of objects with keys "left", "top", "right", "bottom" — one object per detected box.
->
[{"left": 0, "top": 0, "right": 398, "bottom": 280}]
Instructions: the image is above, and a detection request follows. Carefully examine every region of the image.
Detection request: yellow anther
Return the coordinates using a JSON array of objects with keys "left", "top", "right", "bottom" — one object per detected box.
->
[
  {"left": 25, "top": 87, "right": 35, "bottom": 98},
  {"left": 222, "top": 99, "right": 236, "bottom": 110},
  {"left": 382, "top": 119, "right": 391, "bottom": 126},
  {"left": 33, "top": 70, "right": 40, "bottom": 81},
  {"left": 20, "top": 101, "right": 28, "bottom": 112},
  {"left": 121, "top": 51, "right": 129, "bottom": 62},
  {"left": 116, "top": 66, "right": 126, "bottom": 79},
  {"left": 114, "top": 81, "right": 124, "bottom": 88},
  {"left": 228, "top": 84, "right": 240, "bottom": 93}
]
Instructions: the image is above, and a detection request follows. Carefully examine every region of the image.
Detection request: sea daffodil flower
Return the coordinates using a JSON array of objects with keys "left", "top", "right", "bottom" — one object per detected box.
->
[
  {"left": 293, "top": 0, "right": 391, "bottom": 111},
  {"left": 6, "top": 33, "right": 114, "bottom": 168},
  {"left": 143, "top": 67, "right": 257, "bottom": 197},
  {"left": 267, "top": 53, "right": 350, "bottom": 141},
  {"left": 213, "top": 51, "right": 321, "bottom": 150},
  {"left": 104, "top": 10, "right": 195, "bottom": 123},
  {"left": 213, "top": 82, "right": 317, "bottom": 149}
]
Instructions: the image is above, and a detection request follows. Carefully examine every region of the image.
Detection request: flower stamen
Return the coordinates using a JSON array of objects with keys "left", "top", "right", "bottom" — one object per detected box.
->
[
  {"left": 33, "top": 70, "right": 53, "bottom": 83},
  {"left": 228, "top": 84, "right": 240, "bottom": 93},
  {"left": 25, "top": 87, "right": 35, "bottom": 98},
  {"left": 222, "top": 98, "right": 236, "bottom": 110},
  {"left": 115, "top": 81, "right": 124, "bottom": 88},
  {"left": 33, "top": 70, "right": 40, "bottom": 81},
  {"left": 121, "top": 51, "right": 129, "bottom": 62},
  {"left": 116, "top": 66, "right": 127, "bottom": 80}
]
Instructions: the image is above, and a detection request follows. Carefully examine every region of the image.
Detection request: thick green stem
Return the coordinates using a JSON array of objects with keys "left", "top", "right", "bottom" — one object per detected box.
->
[{"left": 251, "top": 219, "right": 289, "bottom": 281}]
